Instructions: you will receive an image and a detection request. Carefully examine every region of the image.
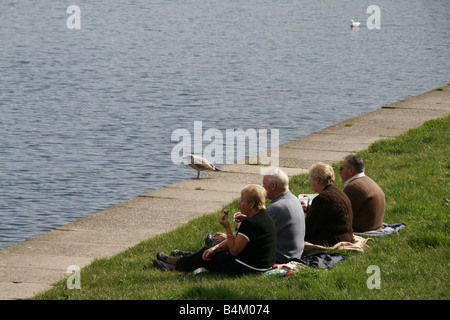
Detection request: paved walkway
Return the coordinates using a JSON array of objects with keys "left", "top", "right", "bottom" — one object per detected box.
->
[{"left": 1, "top": 85, "right": 449, "bottom": 299}]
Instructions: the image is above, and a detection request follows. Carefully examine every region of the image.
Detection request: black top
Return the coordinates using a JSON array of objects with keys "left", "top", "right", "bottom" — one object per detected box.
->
[{"left": 235, "top": 209, "right": 277, "bottom": 271}]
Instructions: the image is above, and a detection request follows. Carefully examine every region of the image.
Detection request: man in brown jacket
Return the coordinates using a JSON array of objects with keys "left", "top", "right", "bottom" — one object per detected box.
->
[{"left": 339, "top": 155, "right": 385, "bottom": 232}]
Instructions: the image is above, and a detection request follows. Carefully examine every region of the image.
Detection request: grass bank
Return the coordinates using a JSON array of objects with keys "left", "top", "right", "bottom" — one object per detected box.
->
[{"left": 34, "top": 115, "right": 449, "bottom": 300}]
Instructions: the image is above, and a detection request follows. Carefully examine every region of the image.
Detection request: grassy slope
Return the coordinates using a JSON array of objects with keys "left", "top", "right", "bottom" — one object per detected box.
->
[{"left": 34, "top": 115, "right": 449, "bottom": 300}]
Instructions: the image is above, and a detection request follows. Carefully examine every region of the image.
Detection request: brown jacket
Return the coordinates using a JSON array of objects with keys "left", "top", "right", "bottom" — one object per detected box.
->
[
  {"left": 305, "top": 185, "right": 354, "bottom": 246},
  {"left": 343, "top": 175, "right": 385, "bottom": 232}
]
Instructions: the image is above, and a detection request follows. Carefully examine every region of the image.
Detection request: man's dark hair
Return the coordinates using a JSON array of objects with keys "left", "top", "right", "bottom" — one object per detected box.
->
[{"left": 345, "top": 155, "right": 365, "bottom": 173}]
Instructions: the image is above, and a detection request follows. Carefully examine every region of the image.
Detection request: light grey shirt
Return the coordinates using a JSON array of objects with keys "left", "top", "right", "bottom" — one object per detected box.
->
[{"left": 266, "top": 191, "right": 305, "bottom": 263}]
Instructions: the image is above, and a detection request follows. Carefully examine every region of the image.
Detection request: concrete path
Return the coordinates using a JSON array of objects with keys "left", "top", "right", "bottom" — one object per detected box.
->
[{"left": 1, "top": 85, "right": 449, "bottom": 300}]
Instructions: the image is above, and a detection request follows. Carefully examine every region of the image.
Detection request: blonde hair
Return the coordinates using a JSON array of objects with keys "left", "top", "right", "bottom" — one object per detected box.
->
[
  {"left": 241, "top": 184, "right": 266, "bottom": 210},
  {"left": 309, "top": 162, "right": 335, "bottom": 186}
]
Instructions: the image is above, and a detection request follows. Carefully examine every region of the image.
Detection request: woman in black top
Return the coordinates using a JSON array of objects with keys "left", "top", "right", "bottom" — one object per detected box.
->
[{"left": 153, "top": 184, "right": 277, "bottom": 274}]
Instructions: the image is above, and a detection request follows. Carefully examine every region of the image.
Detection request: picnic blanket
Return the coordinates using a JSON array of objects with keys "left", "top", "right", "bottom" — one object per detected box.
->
[
  {"left": 266, "top": 224, "right": 407, "bottom": 276},
  {"left": 296, "top": 252, "right": 348, "bottom": 269},
  {"left": 272, "top": 252, "right": 349, "bottom": 271},
  {"left": 354, "top": 223, "right": 406, "bottom": 237},
  {"left": 268, "top": 252, "right": 348, "bottom": 275},
  {"left": 304, "top": 234, "right": 372, "bottom": 252}
]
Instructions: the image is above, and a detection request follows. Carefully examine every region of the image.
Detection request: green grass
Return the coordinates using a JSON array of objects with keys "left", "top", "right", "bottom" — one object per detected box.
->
[{"left": 33, "top": 115, "right": 450, "bottom": 300}]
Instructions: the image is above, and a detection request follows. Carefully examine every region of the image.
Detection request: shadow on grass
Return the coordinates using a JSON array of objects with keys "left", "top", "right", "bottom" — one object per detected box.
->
[{"left": 178, "top": 283, "right": 262, "bottom": 300}]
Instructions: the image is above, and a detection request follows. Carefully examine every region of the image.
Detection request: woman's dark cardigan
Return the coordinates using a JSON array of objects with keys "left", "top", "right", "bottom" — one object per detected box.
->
[{"left": 305, "top": 184, "right": 354, "bottom": 246}]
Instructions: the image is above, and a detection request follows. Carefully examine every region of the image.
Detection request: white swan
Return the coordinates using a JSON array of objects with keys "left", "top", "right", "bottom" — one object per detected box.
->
[
  {"left": 185, "top": 154, "right": 220, "bottom": 179},
  {"left": 350, "top": 20, "right": 361, "bottom": 28}
]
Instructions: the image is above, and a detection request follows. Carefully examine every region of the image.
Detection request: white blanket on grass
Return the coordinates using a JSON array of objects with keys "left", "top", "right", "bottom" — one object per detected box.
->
[
  {"left": 304, "top": 235, "right": 372, "bottom": 252},
  {"left": 354, "top": 223, "right": 406, "bottom": 237}
]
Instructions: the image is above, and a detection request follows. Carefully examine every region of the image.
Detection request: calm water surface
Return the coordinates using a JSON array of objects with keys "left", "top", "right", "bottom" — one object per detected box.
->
[{"left": 0, "top": 0, "right": 449, "bottom": 250}]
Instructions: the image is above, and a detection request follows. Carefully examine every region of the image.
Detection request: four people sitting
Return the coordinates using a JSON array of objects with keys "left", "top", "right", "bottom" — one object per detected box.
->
[{"left": 154, "top": 156, "right": 386, "bottom": 273}]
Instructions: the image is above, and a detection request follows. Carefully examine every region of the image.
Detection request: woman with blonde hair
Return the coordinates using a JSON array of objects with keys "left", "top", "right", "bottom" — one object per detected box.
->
[
  {"left": 304, "top": 162, "right": 354, "bottom": 246},
  {"left": 153, "top": 184, "right": 277, "bottom": 274}
]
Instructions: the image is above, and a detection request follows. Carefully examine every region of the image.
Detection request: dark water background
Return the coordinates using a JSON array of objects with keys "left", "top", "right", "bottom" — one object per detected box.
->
[{"left": 1, "top": 0, "right": 449, "bottom": 250}]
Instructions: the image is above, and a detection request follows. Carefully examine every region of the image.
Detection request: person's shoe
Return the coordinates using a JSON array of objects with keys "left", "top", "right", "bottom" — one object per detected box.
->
[
  {"left": 204, "top": 233, "right": 216, "bottom": 247},
  {"left": 171, "top": 249, "right": 193, "bottom": 257},
  {"left": 153, "top": 259, "right": 173, "bottom": 271},
  {"left": 156, "top": 252, "right": 169, "bottom": 262}
]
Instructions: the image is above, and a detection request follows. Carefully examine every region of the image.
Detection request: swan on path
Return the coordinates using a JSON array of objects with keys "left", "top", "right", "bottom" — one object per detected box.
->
[
  {"left": 185, "top": 154, "right": 221, "bottom": 179},
  {"left": 350, "top": 20, "right": 361, "bottom": 28}
]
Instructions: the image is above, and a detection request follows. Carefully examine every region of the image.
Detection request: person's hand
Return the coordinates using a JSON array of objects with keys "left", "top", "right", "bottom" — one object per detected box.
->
[
  {"left": 202, "top": 246, "right": 217, "bottom": 261},
  {"left": 233, "top": 212, "right": 247, "bottom": 223},
  {"left": 300, "top": 200, "right": 308, "bottom": 212},
  {"left": 219, "top": 212, "right": 231, "bottom": 228},
  {"left": 214, "top": 232, "right": 226, "bottom": 243}
]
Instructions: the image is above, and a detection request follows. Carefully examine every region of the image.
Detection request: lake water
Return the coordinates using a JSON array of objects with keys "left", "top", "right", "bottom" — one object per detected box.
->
[{"left": 0, "top": 0, "right": 449, "bottom": 250}]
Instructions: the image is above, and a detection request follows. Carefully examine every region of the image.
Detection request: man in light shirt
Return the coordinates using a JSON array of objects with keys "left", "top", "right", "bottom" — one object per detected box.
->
[
  {"left": 339, "top": 155, "right": 386, "bottom": 232},
  {"left": 215, "top": 168, "right": 305, "bottom": 263}
]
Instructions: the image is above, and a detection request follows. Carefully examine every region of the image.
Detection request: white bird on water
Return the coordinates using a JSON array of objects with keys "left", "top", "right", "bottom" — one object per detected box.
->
[
  {"left": 185, "top": 154, "right": 221, "bottom": 179},
  {"left": 350, "top": 20, "right": 361, "bottom": 28}
]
